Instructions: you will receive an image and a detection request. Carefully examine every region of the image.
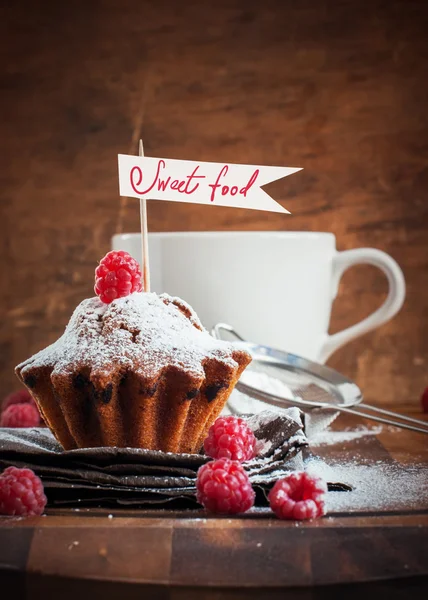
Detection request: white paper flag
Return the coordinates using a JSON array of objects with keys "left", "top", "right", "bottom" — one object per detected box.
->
[{"left": 118, "top": 155, "right": 302, "bottom": 213}]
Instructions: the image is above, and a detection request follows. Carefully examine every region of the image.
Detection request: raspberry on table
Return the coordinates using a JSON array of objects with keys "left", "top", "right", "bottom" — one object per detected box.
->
[
  {"left": 196, "top": 458, "right": 255, "bottom": 514},
  {"left": 421, "top": 387, "right": 428, "bottom": 413},
  {"left": 2, "top": 389, "right": 37, "bottom": 411},
  {"left": 95, "top": 250, "right": 143, "bottom": 304},
  {"left": 0, "top": 466, "right": 47, "bottom": 516},
  {"left": 204, "top": 416, "right": 256, "bottom": 462},
  {"left": 268, "top": 472, "right": 327, "bottom": 520},
  {"left": 0, "top": 403, "right": 41, "bottom": 428}
]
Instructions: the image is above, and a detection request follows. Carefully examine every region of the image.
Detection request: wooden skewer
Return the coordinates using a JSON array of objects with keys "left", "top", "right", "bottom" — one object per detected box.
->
[{"left": 139, "top": 139, "right": 150, "bottom": 292}]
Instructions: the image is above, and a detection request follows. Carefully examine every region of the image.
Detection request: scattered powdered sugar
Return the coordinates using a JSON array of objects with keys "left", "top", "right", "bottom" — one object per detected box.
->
[
  {"left": 309, "top": 425, "right": 383, "bottom": 446},
  {"left": 306, "top": 457, "right": 428, "bottom": 512},
  {"left": 18, "top": 292, "right": 248, "bottom": 380}
]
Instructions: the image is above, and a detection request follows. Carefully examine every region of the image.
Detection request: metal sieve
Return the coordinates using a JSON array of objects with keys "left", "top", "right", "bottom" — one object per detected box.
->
[{"left": 212, "top": 323, "right": 428, "bottom": 435}]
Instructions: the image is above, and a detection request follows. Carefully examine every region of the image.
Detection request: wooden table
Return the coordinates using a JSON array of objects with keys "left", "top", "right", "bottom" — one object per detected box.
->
[{"left": 1, "top": 412, "right": 427, "bottom": 599}]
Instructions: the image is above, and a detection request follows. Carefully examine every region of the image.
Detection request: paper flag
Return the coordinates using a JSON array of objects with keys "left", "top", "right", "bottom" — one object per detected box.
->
[{"left": 118, "top": 155, "right": 302, "bottom": 214}]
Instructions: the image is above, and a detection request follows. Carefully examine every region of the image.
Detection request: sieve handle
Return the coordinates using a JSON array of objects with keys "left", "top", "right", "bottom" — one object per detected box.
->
[
  {"left": 211, "top": 323, "right": 246, "bottom": 342},
  {"left": 319, "top": 248, "right": 406, "bottom": 363}
]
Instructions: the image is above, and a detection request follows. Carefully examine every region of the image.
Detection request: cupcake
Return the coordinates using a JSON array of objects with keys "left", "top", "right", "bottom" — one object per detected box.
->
[{"left": 15, "top": 283, "right": 251, "bottom": 453}]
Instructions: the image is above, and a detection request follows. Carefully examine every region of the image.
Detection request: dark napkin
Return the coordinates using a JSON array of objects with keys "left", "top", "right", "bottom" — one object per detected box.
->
[{"left": 0, "top": 409, "right": 307, "bottom": 508}]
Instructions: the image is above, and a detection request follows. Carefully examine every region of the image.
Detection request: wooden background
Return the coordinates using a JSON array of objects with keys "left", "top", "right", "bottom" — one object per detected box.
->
[{"left": 1, "top": 0, "right": 427, "bottom": 410}]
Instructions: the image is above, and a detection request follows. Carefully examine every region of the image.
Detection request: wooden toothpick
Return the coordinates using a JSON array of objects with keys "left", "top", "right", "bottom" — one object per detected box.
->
[{"left": 139, "top": 139, "right": 150, "bottom": 292}]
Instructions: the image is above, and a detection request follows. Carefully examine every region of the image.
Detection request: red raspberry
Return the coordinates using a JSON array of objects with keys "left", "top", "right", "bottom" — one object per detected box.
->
[
  {"left": 421, "top": 387, "right": 428, "bottom": 413},
  {"left": 268, "top": 472, "right": 327, "bottom": 520},
  {"left": 0, "top": 403, "right": 40, "bottom": 428},
  {"left": 95, "top": 250, "right": 143, "bottom": 304},
  {"left": 204, "top": 416, "right": 256, "bottom": 462},
  {"left": 0, "top": 467, "right": 47, "bottom": 516},
  {"left": 196, "top": 458, "right": 255, "bottom": 514},
  {"left": 2, "top": 389, "right": 37, "bottom": 411}
]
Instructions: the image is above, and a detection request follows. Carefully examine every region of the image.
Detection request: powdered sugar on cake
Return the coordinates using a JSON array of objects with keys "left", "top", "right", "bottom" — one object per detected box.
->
[{"left": 17, "top": 292, "right": 243, "bottom": 381}]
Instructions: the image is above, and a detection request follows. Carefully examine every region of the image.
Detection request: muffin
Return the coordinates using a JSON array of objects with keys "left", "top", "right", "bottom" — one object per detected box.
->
[{"left": 15, "top": 292, "right": 251, "bottom": 453}]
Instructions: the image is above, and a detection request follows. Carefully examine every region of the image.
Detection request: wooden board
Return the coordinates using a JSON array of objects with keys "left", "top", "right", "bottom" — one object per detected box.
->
[
  {"left": 1, "top": 413, "right": 427, "bottom": 597},
  {"left": 1, "top": 0, "right": 428, "bottom": 414}
]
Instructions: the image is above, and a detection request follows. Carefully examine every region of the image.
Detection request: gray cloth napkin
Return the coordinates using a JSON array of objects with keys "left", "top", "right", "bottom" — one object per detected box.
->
[{"left": 0, "top": 409, "right": 308, "bottom": 508}]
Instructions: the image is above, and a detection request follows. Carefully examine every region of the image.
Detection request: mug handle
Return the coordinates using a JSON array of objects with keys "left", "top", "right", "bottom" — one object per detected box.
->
[{"left": 318, "top": 248, "right": 406, "bottom": 363}]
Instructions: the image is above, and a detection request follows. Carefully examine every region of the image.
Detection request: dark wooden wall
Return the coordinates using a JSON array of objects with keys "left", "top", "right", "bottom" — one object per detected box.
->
[{"left": 1, "top": 0, "right": 427, "bottom": 410}]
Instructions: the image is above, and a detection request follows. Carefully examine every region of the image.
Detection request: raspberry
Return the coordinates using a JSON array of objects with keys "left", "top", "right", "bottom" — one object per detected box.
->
[
  {"left": 204, "top": 416, "right": 256, "bottom": 462},
  {"left": 268, "top": 472, "right": 327, "bottom": 520},
  {"left": 196, "top": 458, "right": 255, "bottom": 514},
  {"left": 95, "top": 250, "right": 143, "bottom": 304},
  {"left": 0, "top": 403, "right": 40, "bottom": 428},
  {"left": 421, "top": 387, "right": 428, "bottom": 413},
  {"left": 0, "top": 467, "right": 47, "bottom": 516},
  {"left": 2, "top": 389, "right": 37, "bottom": 411}
]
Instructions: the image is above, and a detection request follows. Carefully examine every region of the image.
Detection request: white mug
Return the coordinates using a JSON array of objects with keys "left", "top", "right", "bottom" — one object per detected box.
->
[{"left": 112, "top": 232, "right": 405, "bottom": 363}]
